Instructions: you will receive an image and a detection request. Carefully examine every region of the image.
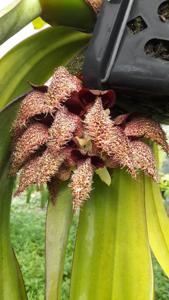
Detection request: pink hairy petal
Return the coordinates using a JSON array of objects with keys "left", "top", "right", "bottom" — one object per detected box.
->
[
  {"left": 16, "top": 150, "right": 64, "bottom": 195},
  {"left": 106, "top": 157, "right": 120, "bottom": 169},
  {"left": 69, "top": 158, "right": 94, "bottom": 211},
  {"left": 130, "top": 140, "right": 158, "bottom": 181},
  {"left": 15, "top": 156, "right": 41, "bottom": 195},
  {"left": 37, "top": 150, "right": 65, "bottom": 185},
  {"left": 48, "top": 108, "right": 81, "bottom": 155},
  {"left": 11, "top": 123, "right": 49, "bottom": 175},
  {"left": 125, "top": 117, "right": 169, "bottom": 154},
  {"left": 46, "top": 67, "right": 82, "bottom": 108},
  {"left": 114, "top": 113, "right": 130, "bottom": 126},
  {"left": 12, "top": 91, "right": 49, "bottom": 137},
  {"left": 85, "top": 98, "right": 135, "bottom": 176}
]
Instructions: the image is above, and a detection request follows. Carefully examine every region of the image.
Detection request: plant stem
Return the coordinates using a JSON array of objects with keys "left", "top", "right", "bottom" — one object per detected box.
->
[{"left": 0, "top": 0, "right": 41, "bottom": 45}]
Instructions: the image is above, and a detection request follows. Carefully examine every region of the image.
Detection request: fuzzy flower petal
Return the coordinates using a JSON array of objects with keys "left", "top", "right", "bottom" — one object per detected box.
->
[
  {"left": 69, "top": 158, "right": 94, "bottom": 211},
  {"left": 16, "top": 150, "right": 64, "bottom": 195},
  {"left": 11, "top": 123, "right": 49, "bottom": 175},
  {"left": 125, "top": 117, "right": 169, "bottom": 154},
  {"left": 46, "top": 67, "right": 82, "bottom": 109},
  {"left": 85, "top": 98, "right": 135, "bottom": 176},
  {"left": 130, "top": 140, "right": 158, "bottom": 181},
  {"left": 12, "top": 91, "right": 49, "bottom": 137},
  {"left": 37, "top": 150, "right": 64, "bottom": 185},
  {"left": 15, "top": 156, "right": 41, "bottom": 195},
  {"left": 114, "top": 113, "right": 130, "bottom": 126},
  {"left": 48, "top": 108, "right": 81, "bottom": 155}
]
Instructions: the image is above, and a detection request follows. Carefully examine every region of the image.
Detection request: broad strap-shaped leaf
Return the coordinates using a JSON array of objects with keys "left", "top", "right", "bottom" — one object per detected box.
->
[
  {"left": 145, "top": 176, "right": 169, "bottom": 277},
  {"left": 0, "top": 26, "right": 90, "bottom": 108},
  {"left": 110, "top": 171, "right": 153, "bottom": 300},
  {"left": 46, "top": 182, "right": 73, "bottom": 300},
  {"left": 13, "top": 249, "right": 28, "bottom": 299},
  {"left": 70, "top": 171, "right": 153, "bottom": 300},
  {"left": 0, "top": 101, "right": 27, "bottom": 299},
  {"left": 0, "top": 0, "right": 41, "bottom": 45},
  {"left": 0, "top": 167, "right": 27, "bottom": 300}
]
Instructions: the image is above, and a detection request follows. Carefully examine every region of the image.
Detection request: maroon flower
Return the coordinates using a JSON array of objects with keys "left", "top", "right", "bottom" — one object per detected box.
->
[{"left": 11, "top": 67, "right": 169, "bottom": 210}]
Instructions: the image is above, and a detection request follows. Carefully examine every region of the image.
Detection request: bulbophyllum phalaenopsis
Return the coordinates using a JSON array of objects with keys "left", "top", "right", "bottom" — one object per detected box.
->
[{"left": 10, "top": 67, "right": 169, "bottom": 210}]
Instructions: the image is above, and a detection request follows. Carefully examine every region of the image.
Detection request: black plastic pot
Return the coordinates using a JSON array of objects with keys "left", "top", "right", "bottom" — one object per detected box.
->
[{"left": 84, "top": 0, "right": 169, "bottom": 123}]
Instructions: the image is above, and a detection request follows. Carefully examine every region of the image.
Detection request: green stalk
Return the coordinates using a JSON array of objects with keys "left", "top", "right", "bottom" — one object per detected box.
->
[
  {"left": 45, "top": 182, "right": 73, "bottom": 300},
  {"left": 70, "top": 170, "right": 153, "bottom": 300},
  {"left": 39, "top": 0, "right": 96, "bottom": 32},
  {"left": 0, "top": 0, "right": 41, "bottom": 45},
  {"left": 0, "top": 167, "right": 27, "bottom": 299}
]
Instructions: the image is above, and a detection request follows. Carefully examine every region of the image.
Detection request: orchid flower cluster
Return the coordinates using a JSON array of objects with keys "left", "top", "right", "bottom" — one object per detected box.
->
[{"left": 10, "top": 67, "right": 169, "bottom": 210}]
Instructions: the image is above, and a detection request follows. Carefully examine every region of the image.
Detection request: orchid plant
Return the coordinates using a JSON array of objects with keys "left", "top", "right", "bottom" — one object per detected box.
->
[{"left": 1, "top": 1, "right": 169, "bottom": 300}]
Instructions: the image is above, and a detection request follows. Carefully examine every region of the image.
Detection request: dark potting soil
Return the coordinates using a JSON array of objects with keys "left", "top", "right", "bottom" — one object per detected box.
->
[
  {"left": 145, "top": 39, "right": 169, "bottom": 61},
  {"left": 127, "top": 3, "right": 169, "bottom": 61},
  {"left": 158, "top": 1, "right": 169, "bottom": 22}
]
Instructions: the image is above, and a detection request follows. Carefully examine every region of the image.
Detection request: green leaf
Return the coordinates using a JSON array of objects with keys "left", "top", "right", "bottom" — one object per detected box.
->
[
  {"left": 70, "top": 170, "right": 153, "bottom": 300},
  {"left": 46, "top": 182, "right": 73, "bottom": 300},
  {"left": 0, "top": 102, "right": 27, "bottom": 299},
  {"left": 13, "top": 250, "right": 28, "bottom": 299},
  {"left": 0, "top": 0, "right": 41, "bottom": 45},
  {"left": 145, "top": 176, "right": 169, "bottom": 278},
  {"left": 0, "top": 167, "right": 27, "bottom": 300},
  {"left": 0, "top": 26, "right": 90, "bottom": 108}
]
